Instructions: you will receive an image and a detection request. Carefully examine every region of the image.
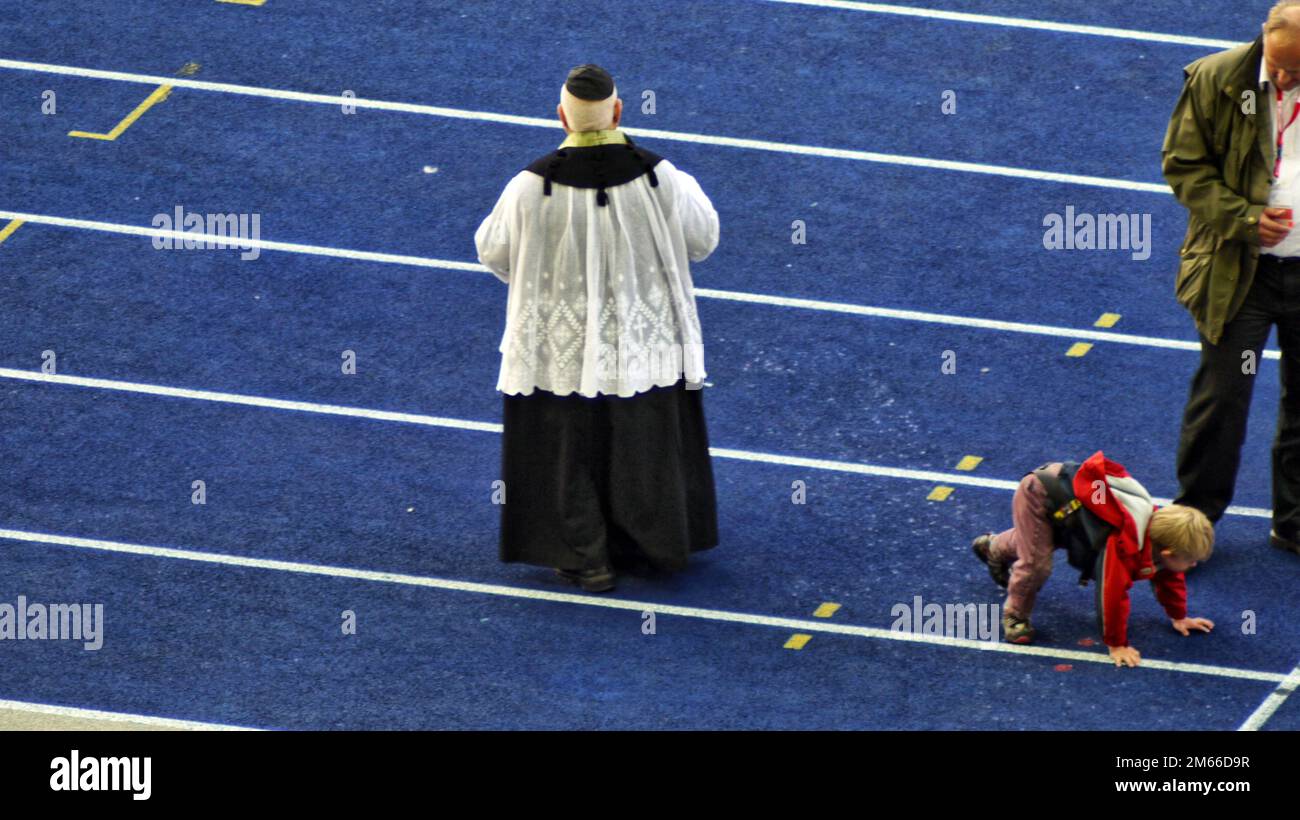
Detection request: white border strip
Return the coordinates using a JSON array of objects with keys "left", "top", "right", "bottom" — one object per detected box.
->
[
  {"left": 2, "top": 209, "right": 1279, "bottom": 360},
  {"left": 0, "top": 697, "right": 260, "bottom": 731},
  {"left": 1238, "top": 664, "right": 1300, "bottom": 730},
  {"left": 0, "top": 527, "right": 1285, "bottom": 685},
  {"left": 0, "top": 58, "right": 1171, "bottom": 194},
  {"left": 759, "top": 0, "right": 1240, "bottom": 49},
  {"left": 0, "top": 366, "right": 1272, "bottom": 519}
]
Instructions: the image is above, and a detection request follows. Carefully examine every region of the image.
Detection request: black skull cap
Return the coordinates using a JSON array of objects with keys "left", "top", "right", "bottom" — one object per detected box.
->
[{"left": 565, "top": 64, "right": 615, "bottom": 101}]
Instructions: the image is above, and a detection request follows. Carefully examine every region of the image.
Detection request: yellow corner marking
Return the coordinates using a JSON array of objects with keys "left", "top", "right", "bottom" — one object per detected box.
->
[
  {"left": 1066, "top": 342, "right": 1093, "bottom": 357},
  {"left": 1094, "top": 313, "right": 1121, "bottom": 328},
  {"left": 0, "top": 219, "right": 24, "bottom": 244},
  {"left": 178, "top": 62, "right": 202, "bottom": 76},
  {"left": 813, "top": 603, "right": 841, "bottom": 619},
  {"left": 784, "top": 634, "right": 812, "bottom": 650},
  {"left": 69, "top": 85, "right": 173, "bottom": 141},
  {"left": 216, "top": 0, "right": 267, "bottom": 5},
  {"left": 927, "top": 486, "right": 954, "bottom": 502},
  {"left": 955, "top": 455, "right": 983, "bottom": 471}
]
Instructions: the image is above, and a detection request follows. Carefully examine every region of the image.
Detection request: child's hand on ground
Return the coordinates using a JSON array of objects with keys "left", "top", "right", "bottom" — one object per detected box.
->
[
  {"left": 1172, "top": 616, "right": 1215, "bottom": 636},
  {"left": 1108, "top": 645, "right": 1141, "bottom": 668}
]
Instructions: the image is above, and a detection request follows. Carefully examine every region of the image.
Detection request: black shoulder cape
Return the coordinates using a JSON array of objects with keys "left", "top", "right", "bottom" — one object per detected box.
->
[{"left": 524, "top": 136, "right": 665, "bottom": 207}]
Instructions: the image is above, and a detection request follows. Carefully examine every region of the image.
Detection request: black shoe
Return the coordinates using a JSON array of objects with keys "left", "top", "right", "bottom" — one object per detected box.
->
[
  {"left": 1270, "top": 528, "right": 1300, "bottom": 556},
  {"left": 555, "top": 567, "right": 616, "bottom": 592},
  {"left": 971, "top": 533, "right": 1010, "bottom": 588}
]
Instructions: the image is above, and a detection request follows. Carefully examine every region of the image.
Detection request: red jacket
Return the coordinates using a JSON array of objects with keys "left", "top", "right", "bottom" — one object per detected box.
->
[{"left": 1072, "top": 451, "right": 1188, "bottom": 647}]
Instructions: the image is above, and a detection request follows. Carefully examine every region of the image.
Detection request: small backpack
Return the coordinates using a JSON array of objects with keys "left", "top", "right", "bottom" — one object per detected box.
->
[{"left": 1030, "top": 462, "right": 1114, "bottom": 586}]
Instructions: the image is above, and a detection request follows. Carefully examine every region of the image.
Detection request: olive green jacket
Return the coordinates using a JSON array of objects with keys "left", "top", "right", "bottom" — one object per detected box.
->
[{"left": 1161, "top": 36, "right": 1274, "bottom": 345}]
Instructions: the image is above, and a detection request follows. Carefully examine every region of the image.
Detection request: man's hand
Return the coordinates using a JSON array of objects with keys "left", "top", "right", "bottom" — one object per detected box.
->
[
  {"left": 1109, "top": 645, "right": 1141, "bottom": 668},
  {"left": 1172, "top": 616, "right": 1215, "bottom": 636},
  {"left": 1260, "top": 207, "right": 1294, "bottom": 247}
]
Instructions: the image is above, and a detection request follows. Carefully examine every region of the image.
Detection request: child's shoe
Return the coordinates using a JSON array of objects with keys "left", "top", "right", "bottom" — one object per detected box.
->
[
  {"left": 971, "top": 533, "right": 1010, "bottom": 588},
  {"left": 1002, "top": 614, "right": 1035, "bottom": 644}
]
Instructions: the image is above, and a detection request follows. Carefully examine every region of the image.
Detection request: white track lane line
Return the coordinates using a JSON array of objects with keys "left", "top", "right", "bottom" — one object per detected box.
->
[
  {"left": 0, "top": 698, "right": 261, "bottom": 730},
  {"left": 0, "top": 210, "right": 481, "bottom": 272},
  {"left": 758, "top": 0, "right": 1239, "bottom": 49},
  {"left": 0, "top": 367, "right": 502, "bottom": 434},
  {"left": 1237, "top": 664, "right": 1300, "bottom": 731},
  {"left": 0, "top": 59, "right": 1170, "bottom": 194},
  {"left": 0, "top": 527, "right": 1285, "bottom": 685},
  {"left": 0, "top": 209, "right": 1281, "bottom": 361},
  {"left": 0, "top": 366, "right": 1273, "bottom": 520},
  {"left": 694, "top": 287, "right": 1282, "bottom": 360}
]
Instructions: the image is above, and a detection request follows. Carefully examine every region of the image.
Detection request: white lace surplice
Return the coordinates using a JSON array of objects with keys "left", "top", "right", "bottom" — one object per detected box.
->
[{"left": 475, "top": 158, "right": 719, "bottom": 397}]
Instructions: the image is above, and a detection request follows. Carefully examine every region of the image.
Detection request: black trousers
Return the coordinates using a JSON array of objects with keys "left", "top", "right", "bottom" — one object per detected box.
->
[
  {"left": 499, "top": 379, "right": 719, "bottom": 573},
  {"left": 1175, "top": 254, "right": 1300, "bottom": 534}
]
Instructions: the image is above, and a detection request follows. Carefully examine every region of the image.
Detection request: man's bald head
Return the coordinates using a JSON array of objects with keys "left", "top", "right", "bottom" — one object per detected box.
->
[
  {"left": 1265, "top": 1, "right": 1300, "bottom": 91},
  {"left": 559, "top": 85, "right": 621, "bottom": 132},
  {"left": 556, "top": 64, "right": 622, "bottom": 134}
]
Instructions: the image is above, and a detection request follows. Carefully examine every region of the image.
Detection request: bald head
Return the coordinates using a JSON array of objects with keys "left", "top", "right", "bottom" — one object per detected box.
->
[
  {"left": 1266, "top": 2, "right": 1300, "bottom": 90},
  {"left": 558, "top": 84, "right": 622, "bottom": 133}
]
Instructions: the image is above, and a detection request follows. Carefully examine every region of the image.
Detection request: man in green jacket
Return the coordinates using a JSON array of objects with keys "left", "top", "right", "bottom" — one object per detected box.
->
[{"left": 1163, "top": 1, "right": 1300, "bottom": 555}]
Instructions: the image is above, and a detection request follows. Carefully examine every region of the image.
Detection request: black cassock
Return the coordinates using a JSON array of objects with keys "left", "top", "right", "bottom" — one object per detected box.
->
[{"left": 499, "top": 379, "right": 719, "bottom": 573}]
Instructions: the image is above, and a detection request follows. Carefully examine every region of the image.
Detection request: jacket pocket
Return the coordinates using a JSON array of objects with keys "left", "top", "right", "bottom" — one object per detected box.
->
[
  {"left": 1174, "top": 251, "right": 1213, "bottom": 314},
  {"left": 1180, "top": 218, "right": 1223, "bottom": 256}
]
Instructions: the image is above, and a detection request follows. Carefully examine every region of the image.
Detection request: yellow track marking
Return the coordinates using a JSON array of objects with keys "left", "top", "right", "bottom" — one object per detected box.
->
[
  {"left": 0, "top": 219, "right": 23, "bottom": 244},
  {"left": 784, "top": 634, "right": 812, "bottom": 650},
  {"left": 69, "top": 85, "right": 173, "bottom": 141},
  {"left": 927, "top": 486, "right": 954, "bottom": 501},
  {"left": 813, "top": 602, "right": 841, "bottom": 619}
]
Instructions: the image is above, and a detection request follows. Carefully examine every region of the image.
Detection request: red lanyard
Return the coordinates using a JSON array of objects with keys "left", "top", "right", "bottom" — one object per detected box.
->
[{"left": 1277, "top": 85, "right": 1300, "bottom": 178}]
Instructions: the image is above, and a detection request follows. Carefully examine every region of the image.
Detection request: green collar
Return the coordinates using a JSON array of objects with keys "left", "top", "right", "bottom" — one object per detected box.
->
[{"left": 559, "top": 129, "right": 627, "bottom": 148}]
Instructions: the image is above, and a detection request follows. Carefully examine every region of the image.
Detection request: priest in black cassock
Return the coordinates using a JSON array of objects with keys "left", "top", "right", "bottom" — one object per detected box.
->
[{"left": 474, "top": 64, "right": 721, "bottom": 592}]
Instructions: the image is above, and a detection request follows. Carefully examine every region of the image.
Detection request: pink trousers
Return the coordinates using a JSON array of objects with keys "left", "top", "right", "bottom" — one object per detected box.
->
[{"left": 988, "top": 463, "right": 1063, "bottom": 620}]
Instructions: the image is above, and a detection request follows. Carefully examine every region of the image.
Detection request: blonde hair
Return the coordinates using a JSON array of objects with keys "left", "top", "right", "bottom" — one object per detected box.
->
[
  {"left": 1266, "top": 1, "right": 1300, "bottom": 35},
  {"left": 1149, "top": 505, "right": 1214, "bottom": 562},
  {"left": 559, "top": 84, "right": 618, "bottom": 133}
]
